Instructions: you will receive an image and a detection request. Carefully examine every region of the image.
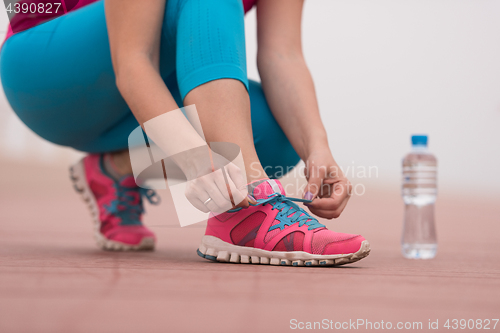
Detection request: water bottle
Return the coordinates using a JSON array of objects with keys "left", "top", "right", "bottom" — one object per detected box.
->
[{"left": 401, "top": 134, "right": 437, "bottom": 259}]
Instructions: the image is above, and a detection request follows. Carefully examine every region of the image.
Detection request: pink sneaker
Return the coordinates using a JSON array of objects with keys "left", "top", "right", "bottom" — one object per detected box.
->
[
  {"left": 70, "top": 154, "right": 158, "bottom": 251},
  {"left": 198, "top": 179, "right": 370, "bottom": 266}
]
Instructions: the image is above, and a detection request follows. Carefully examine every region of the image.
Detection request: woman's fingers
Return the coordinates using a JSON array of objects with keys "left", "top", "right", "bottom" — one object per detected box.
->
[
  {"left": 211, "top": 165, "right": 250, "bottom": 208},
  {"left": 307, "top": 207, "right": 342, "bottom": 219},
  {"left": 185, "top": 185, "right": 210, "bottom": 213},
  {"left": 184, "top": 152, "right": 251, "bottom": 213},
  {"left": 226, "top": 163, "right": 247, "bottom": 192},
  {"left": 185, "top": 171, "right": 231, "bottom": 213},
  {"left": 306, "top": 197, "right": 337, "bottom": 210},
  {"left": 225, "top": 173, "right": 248, "bottom": 207},
  {"left": 205, "top": 183, "right": 232, "bottom": 212},
  {"left": 303, "top": 166, "right": 326, "bottom": 200},
  {"left": 212, "top": 170, "right": 232, "bottom": 202},
  {"left": 203, "top": 170, "right": 234, "bottom": 211},
  {"left": 225, "top": 162, "right": 249, "bottom": 207},
  {"left": 204, "top": 196, "right": 223, "bottom": 213},
  {"left": 306, "top": 199, "right": 349, "bottom": 219},
  {"left": 305, "top": 180, "right": 351, "bottom": 218}
]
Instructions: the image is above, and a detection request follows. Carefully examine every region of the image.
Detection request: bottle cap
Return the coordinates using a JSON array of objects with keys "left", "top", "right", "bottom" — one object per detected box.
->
[{"left": 411, "top": 135, "right": 428, "bottom": 146}]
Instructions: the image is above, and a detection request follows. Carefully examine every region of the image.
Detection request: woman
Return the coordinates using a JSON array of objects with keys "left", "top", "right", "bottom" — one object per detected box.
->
[{"left": 0, "top": 0, "right": 369, "bottom": 266}]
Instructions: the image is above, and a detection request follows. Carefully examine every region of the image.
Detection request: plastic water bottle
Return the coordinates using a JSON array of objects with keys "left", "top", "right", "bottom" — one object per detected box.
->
[{"left": 401, "top": 135, "right": 437, "bottom": 259}]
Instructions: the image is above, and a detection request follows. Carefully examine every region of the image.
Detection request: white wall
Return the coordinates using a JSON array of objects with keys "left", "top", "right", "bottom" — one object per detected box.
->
[
  {"left": 1, "top": 0, "right": 499, "bottom": 196},
  {"left": 245, "top": 0, "right": 500, "bottom": 196}
]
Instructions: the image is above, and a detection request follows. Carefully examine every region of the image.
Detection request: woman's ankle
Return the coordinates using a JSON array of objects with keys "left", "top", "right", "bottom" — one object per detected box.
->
[
  {"left": 103, "top": 151, "right": 133, "bottom": 178},
  {"left": 245, "top": 162, "right": 268, "bottom": 184}
]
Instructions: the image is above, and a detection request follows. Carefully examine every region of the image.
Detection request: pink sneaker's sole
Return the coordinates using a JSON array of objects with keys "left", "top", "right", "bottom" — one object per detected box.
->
[
  {"left": 197, "top": 235, "right": 370, "bottom": 266},
  {"left": 69, "top": 159, "right": 155, "bottom": 251}
]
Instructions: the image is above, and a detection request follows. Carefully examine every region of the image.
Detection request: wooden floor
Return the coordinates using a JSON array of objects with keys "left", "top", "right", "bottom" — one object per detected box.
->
[{"left": 1, "top": 160, "right": 499, "bottom": 333}]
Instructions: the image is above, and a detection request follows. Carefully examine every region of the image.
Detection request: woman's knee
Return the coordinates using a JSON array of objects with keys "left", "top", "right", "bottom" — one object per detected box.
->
[{"left": 248, "top": 80, "right": 300, "bottom": 179}]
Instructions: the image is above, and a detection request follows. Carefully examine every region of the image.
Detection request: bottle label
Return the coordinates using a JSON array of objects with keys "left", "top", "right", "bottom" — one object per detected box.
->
[{"left": 402, "top": 165, "right": 437, "bottom": 192}]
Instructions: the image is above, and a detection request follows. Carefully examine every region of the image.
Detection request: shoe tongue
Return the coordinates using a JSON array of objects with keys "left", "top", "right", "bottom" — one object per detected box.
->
[{"left": 248, "top": 179, "right": 286, "bottom": 200}]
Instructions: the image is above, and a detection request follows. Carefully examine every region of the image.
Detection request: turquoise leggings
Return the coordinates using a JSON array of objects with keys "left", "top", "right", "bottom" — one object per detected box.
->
[{"left": 0, "top": 0, "right": 300, "bottom": 178}]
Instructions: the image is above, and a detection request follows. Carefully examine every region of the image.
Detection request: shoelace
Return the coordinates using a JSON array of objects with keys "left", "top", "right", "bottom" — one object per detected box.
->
[
  {"left": 104, "top": 185, "right": 160, "bottom": 225},
  {"left": 257, "top": 193, "right": 325, "bottom": 231}
]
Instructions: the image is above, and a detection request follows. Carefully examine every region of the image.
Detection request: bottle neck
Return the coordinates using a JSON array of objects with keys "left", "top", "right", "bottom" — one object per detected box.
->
[{"left": 411, "top": 145, "right": 428, "bottom": 152}]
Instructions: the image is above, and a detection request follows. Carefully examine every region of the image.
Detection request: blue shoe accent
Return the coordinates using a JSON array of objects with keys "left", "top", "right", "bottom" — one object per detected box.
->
[
  {"left": 281, "top": 260, "right": 287, "bottom": 265},
  {"left": 197, "top": 249, "right": 205, "bottom": 258},
  {"left": 320, "top": 261, "right": 327, "bottom": 265},
  {"left": 99, "top": 156, "right": 160, "bottom": 226},
  {"left": 292, "top": 262, "right": 298, "bottom": 267},
  {"left": 257, "top": 194, "right": 324, "bottom": 232},
  {"left": 205, "top": 255, "right": 217, "bottom": 261},
  {"left": 305, "top": 262, "right": 312, "bottom": 266}
]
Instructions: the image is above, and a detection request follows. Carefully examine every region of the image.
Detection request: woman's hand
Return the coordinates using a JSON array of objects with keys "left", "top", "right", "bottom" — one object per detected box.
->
[
  {"left": 256, "top": 0, "right": 349, "bottom": 219},
  {"left": 172, "top": 146, "right": 255, "bottom": 214},
  {"left": 302, "top": 150, "right": 352, "bottom": 219}
]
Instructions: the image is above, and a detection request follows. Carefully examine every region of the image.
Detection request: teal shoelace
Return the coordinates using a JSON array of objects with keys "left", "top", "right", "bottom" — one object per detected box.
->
[
  {"left": 104, "top": 185, "right": 160, "bottom": 226},
  {"left": 257, "top": 193, "right": 325, "bottom": 231}
]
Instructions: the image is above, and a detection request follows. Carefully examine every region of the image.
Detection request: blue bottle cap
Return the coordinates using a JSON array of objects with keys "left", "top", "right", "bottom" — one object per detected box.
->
[{"left": 411, "top": 135, "right": 428, "bottom": 146}]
